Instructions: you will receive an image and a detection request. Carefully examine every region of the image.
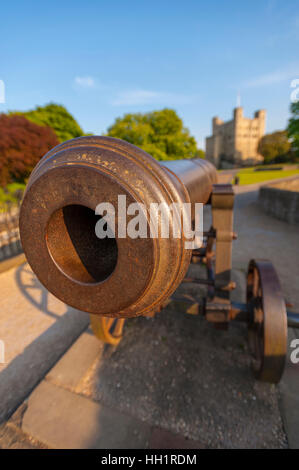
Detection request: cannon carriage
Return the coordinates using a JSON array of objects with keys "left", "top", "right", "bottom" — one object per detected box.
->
[{"left": 19, "top": 136, "right": 299, "bottom": 384}]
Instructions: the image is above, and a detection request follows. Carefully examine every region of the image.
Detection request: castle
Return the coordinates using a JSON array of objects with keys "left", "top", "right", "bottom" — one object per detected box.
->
[{"left": 205, "top": 107, "right": 266, "bottom": 168}]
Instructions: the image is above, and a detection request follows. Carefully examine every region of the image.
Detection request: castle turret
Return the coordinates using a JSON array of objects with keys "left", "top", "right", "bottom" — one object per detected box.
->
[
  {"left": 233, "top": 107, "right": 243, "bottom": 121},
  {"left": 212, "top": 116, "right": 223, "bottom": 133}
]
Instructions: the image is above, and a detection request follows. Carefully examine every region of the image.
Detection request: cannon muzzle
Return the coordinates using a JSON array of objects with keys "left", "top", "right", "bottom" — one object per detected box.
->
[{"left": 20, "top": 136, "right": 217, "bottom": 318}]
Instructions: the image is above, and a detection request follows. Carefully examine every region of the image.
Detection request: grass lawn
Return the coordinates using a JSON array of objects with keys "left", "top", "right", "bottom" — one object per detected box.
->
[
  {"left": 0, "top": 182, "right": 26, "bottom": 206},
  {"left": 235, "top": 167, "right": 299, "bottom": 185}
]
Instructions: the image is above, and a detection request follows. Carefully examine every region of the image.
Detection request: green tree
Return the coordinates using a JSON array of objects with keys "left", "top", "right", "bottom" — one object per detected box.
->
[
  {"left": 287, "top": 101, "right": 299, "bottom": 159},
  {"left": 10, "top": 103, "right": 84, "bottom": 142},
  {"left": 258, "top": 130, "right": 291, "bottom": 163},
  {"left": 195, "top": 149, "right": 205, "bottom": 159},
  {"left": 107, "top": 109, "right": 201, "bottom": 161}
]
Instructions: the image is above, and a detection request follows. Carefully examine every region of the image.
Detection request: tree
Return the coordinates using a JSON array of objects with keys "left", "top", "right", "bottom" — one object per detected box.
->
[
  {"left": 195, "top": 149, "right": 205, "bottom": 159},
  {"left": 0, "top": 114, "right": 59, "bottom": 186},
  {"left": 10, "top": 103, "right": 84, "bottom": 142},
  {"left": 258, "top": 130, "right": 291, "bottom": 163},
  {"left": 107, "top": 109, "right": 201, "bottom": 161},
  {"left": 287, "top": 101, "right": 299, "bottom": 159}
]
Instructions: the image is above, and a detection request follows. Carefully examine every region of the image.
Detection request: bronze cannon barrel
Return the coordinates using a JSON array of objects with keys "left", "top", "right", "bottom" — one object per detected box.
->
[
  {"left": 20, "top": 136, "right": 217, "bottom": 318},
  {"left": 161, "top": 159, "right": 217, "bottom": 206}
]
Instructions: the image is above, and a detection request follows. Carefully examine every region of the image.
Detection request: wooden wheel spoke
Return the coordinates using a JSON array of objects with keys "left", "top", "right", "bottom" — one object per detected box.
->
[
  {"left": 113, "top": 318, "right": 125, "bottom": 337},
  {"left": 106, "top": 317, "right": 116, "bottom": 330},
  {"left": 90, "top": 314, "right": 126, "bottom": 346},
  {"left": 246, "top": 259, "right": 287, "bottom": 383}
]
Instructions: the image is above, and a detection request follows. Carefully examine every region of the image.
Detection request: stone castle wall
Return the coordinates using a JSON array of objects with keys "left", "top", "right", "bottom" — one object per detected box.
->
[
  {"left": 206, "top": 107, "right": 266, "bottom": 168},
  {"left": 259, "top": 177, "right": 299, "bottom": 225}
]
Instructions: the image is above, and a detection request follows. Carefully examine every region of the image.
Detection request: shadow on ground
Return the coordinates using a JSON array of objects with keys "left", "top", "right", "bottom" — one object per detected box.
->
[{"left": 14, "top": 263, "right": 61, "bottom": 320}]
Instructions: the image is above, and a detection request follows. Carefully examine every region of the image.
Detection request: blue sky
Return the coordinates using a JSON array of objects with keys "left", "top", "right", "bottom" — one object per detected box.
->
[{"left": 0, "top": 0, "right": 298, "bottom": 148}]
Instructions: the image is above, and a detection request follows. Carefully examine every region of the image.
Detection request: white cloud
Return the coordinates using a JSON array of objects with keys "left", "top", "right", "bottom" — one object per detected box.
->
[
  {"left": 74, "top": 76, "right": 96, "bottom": 88},
  {"left": 72, "top": 78, "right": 197, "bottom": 107},
  {"left": 243, "top": 64, "right": 299, "bottom": 88},
  {"left": 111, "top": 89, "right": 195, "bottom": 106}
]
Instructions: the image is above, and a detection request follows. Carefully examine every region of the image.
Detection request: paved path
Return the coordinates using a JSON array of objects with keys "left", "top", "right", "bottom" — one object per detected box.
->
[
  {"left": 0, "top": 185, "right": 298, "bottom": 448},
  {"left": 232, "top": 186, "right": 299, "bottom": 449},
  {"left": 0, "top": 262, "right": 89, "bottom": 423}
]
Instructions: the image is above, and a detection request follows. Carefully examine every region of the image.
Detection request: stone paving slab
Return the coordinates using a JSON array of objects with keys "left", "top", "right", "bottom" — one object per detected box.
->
[
  {"left": 0, "top": 422, "right": 41, "bottom": 449},
  {"left": 0, "top": 403, "right": 46, "bottom": 449},
  {"left": 17, "top": 325, "right": 208, "bottom": 449},
  {"left": 0, "top": 262, "right": 89, "bottom": 423},
  {"left": 0, "top": 253, "right": 25, "bottom": 275},
  {"left": 0, "top": 309, "right": 89, "bottom": 424},
  {"left": 46, "top": 330, "right": 103, "bottom": 391},
  {"left": 22, "top": 380, "right": 152, "bottom": 449}
]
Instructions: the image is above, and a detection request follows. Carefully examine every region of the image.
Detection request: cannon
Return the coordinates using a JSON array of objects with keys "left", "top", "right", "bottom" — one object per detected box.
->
[{"left": 19, "top": 136, "right": 299, "bottom": 383}]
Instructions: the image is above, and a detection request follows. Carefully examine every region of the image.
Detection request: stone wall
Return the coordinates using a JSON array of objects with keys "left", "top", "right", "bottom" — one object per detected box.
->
[
  {"left": 259, "top": 178, "right": 299, "bottom": 224},
  {"left": 206, "top": 107, "right": 266, "bottom": 168}
]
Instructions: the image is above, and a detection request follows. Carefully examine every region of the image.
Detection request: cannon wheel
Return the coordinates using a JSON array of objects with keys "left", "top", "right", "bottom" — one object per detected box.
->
[
  {"left": 246, "top": 259, "right": 287, "bottom": 383},
  {"left": 90, "top": 315, "right": 125, "bottom": 346}
]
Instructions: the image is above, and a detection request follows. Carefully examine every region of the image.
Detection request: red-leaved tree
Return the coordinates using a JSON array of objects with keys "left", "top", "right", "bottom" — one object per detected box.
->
[{"left": 0, "top": 114, "right": 59, "bottom": 186}]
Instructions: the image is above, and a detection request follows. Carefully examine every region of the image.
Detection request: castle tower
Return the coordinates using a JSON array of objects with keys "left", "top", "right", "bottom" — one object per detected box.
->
[{"left": 205, "top": 107, "right": 266, "bottom": 168}]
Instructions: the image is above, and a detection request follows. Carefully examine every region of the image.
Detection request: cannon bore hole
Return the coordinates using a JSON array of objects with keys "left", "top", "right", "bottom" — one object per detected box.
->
[{"left": 46, "top": 204, "right": 118, "bottom": 284}]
